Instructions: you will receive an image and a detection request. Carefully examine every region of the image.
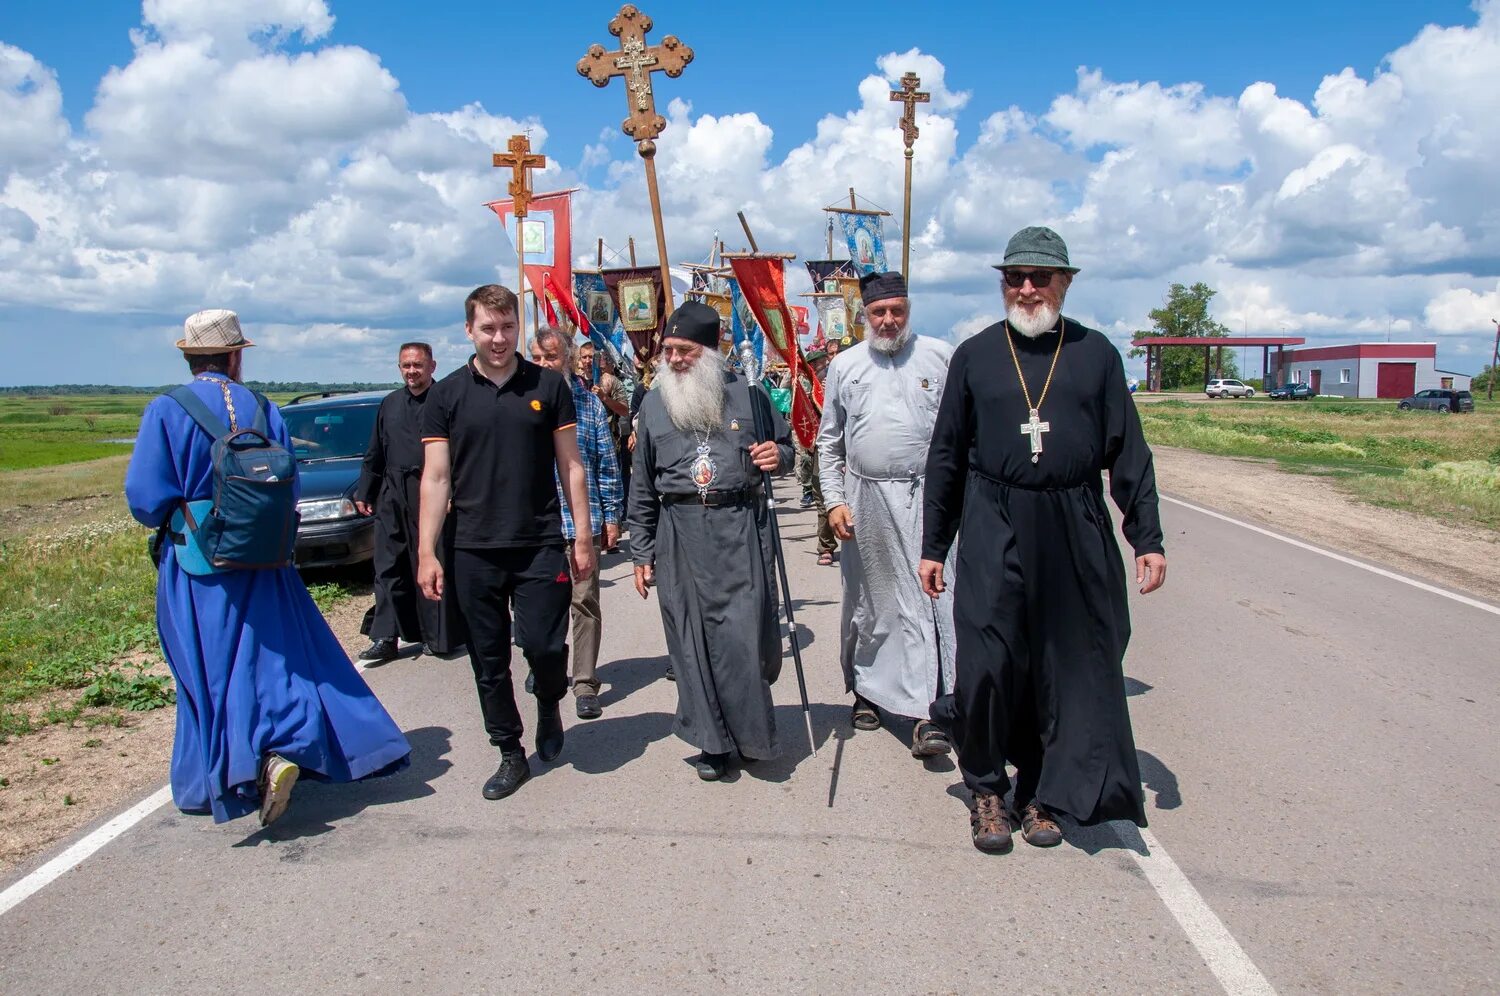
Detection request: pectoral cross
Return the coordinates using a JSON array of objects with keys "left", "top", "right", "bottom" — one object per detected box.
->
[
  {"left": 1019, "top": 408, "right": 1050, "bottom": 463},
  {"left": 577, "top": 5, "right": 694, "bottom": 145},
  {"left": 491, "top": 133, "right": 546, "bottom": 218}
]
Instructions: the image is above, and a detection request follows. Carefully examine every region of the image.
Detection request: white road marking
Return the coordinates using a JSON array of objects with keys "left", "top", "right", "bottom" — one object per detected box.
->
[
  {"left": 1117, "top": 823, "right": 1279, "bottom": 995},
  {"left": 1161, "top": 494, "right": 1500, "bottom": 617},
  {"left": 0, "top": 785, "right": 172, "bottom": 918}
]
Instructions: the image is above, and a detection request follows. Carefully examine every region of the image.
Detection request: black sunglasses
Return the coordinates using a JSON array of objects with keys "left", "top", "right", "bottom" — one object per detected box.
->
[{"left": 1002, "top": 269, "right": 1057, "bottom": 289}]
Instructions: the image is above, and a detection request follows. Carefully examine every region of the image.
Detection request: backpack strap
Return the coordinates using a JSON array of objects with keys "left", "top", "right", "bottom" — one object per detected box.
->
[
  {"left": 167, "top": 385, "right": 229, "bottom": 441},
  {"left": 248, "top": 390, "right": 271, "bottom": 436}
]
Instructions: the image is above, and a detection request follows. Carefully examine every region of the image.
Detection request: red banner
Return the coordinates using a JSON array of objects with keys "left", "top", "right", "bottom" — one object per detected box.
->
[
  {"left": 729, "top": 256, "right": 823, "bottom": 448},
  {"left": 486, "top": 190, "right": 584, "bottom": 332}
]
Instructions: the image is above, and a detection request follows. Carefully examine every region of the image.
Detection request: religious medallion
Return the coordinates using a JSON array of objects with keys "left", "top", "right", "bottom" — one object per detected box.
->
[{"left": 690, "top": 434, "right": 718, "bottom": 500}]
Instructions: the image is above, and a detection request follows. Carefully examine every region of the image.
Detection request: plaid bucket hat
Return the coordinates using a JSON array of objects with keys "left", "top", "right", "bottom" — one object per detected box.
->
[{"left": 177, "top": 309, "right": 254, "bottom": 354}]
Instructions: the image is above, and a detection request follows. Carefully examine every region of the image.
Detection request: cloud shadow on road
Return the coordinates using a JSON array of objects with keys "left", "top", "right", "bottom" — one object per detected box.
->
[{"left": 233, "top": 724, "right": 454, "bottom": 846}]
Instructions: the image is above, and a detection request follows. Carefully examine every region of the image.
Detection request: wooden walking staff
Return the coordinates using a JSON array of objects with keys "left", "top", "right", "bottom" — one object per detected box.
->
[
  {"left": 889, "top": 72, "right": 929, "bottom": 280},
  {"left": 578, "top": 4, "right": 693, "bottom": 313},
  {"left": 491, "top": 133, "right": 547, "bottom": 350}
]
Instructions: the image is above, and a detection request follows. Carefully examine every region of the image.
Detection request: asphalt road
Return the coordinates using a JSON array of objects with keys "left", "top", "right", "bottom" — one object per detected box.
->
[{"left": 1, "top": 495, "right": 1497, "bottom": 993}]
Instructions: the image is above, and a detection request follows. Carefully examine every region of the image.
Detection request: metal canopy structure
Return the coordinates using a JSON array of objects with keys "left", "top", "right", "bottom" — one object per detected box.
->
[{"left": 1132, "top": 335, "right": 1306, "bottom": 391}]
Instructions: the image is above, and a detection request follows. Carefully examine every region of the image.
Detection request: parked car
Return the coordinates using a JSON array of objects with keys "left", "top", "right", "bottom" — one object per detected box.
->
[
  {"left": 1397, "top": 388, "right": 1474, "bottom": 413},
  {"left": 1268, "top": 382, "right": 1315, "bottom": 400},
  {"left": 280, "top": 390, "right": 384, "bottom": 567},
  {"left": 1205, "top": 378, "right": 1255, "bottom": 399}
]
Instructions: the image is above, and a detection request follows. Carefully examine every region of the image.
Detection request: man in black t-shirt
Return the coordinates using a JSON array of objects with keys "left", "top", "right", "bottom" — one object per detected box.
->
[{"left": 417, "top": 284, "right": 595, "bottom": 802}]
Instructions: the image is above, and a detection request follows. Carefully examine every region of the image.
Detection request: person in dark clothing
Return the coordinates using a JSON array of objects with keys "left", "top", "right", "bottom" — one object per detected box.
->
[
  {"left": 355, "top": 342, "right": 464, "bottom": 662},
  {"left": 919, "top": 227, "right": 1167, "bottom": 854},
  {"left": 417, "top": 285, "right": 595, "bottom": 802}
]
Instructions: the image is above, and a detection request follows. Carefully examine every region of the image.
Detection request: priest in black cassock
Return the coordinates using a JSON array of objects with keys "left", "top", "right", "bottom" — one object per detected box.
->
[
  {"left": 628, "top": 302, "right": 793, "bottom": 782},
  {"left": 919, "top": 227, "right": 1167, "bottom": 854},
  {"left": 355, "top": 342, "right": 464, "bottom": 661}
]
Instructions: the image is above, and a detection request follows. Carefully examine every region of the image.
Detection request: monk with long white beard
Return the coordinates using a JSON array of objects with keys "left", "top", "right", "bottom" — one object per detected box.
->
[
  {"left": 628, "top": 302, "right": 793, "bottom": 782},
  {"left": 920, "top": 226, "right": 1168, "bottom": 854}
]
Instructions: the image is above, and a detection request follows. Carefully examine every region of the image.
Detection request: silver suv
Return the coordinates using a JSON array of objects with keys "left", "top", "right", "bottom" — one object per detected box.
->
[{"left": 1205, "top": 378, "right": 1255, "bottom": 399}]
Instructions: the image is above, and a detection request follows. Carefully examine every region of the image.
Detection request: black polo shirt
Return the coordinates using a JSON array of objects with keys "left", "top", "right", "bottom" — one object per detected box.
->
[{"left": 420, "top": 356, "right": 577, "bottom": 549}]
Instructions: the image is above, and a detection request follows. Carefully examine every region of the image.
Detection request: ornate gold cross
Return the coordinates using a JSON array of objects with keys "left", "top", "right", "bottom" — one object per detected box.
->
[
  {"left": 889, "top": 72, "right": 930, "bottom": 153},
  {"left": 491, "top": 133, "right": 546, "bottom": 217},
  {"left": 577, "top": 4, "right": 693, "bottom": 147}
]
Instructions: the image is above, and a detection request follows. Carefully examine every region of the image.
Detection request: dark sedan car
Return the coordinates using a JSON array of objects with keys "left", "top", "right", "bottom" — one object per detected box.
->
[
  {"left": 1397, "top": 388, "right": 1475, "bottom": 413},
  {"left": 1268, "top": 382, "right": 1315, "bottom": 400},
  {"left": 281, "top": 390, "right": 385, "bottom": 567}
]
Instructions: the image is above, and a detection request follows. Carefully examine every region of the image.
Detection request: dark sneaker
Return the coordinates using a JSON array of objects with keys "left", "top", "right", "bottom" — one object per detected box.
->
[
  {"left": 482, "top": 752, "right": 531, "bottom": 800},
  {"left": 358, "top": 638, "right": 397, "bottom": 663},
  {"left": 575, "top": 693, "right": 602, "bottom": 720},
  {"left": 799, "top": 491, "right": 815, "bottom": 508},
  {"left": 536, "top": 701, "right": 565, "bottom": 762},
  {"left": 693, "top": 751, "right": 730, "bottom": 781},
  {"left": 1020, "top": 801, "right": 1064, "bottom": 847},
  {"left": 970, "top": 792, "right": 1014, "bottom": 854},
  {"left": 910, "top": 719, "right": 952, "bottom": 758}
]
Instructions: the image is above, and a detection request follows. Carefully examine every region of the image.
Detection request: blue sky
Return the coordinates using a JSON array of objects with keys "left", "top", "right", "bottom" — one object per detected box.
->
[{"left": 1, "top": 1, "right": 1496, "bottom": 384}]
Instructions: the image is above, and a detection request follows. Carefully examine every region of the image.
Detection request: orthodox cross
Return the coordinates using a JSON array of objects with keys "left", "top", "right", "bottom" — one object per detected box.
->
[
  {"left": 578, "top": 4, "right": 693, "bottom": 314},
  {"left": 888, "top": 72, "right": 930, "bottom": 279},
  {"left": 1019, "top": 409, "right": 1051, "bottom": 462},
  {"left": 491, "top": 133, "right": 547, "bottom": 345}
]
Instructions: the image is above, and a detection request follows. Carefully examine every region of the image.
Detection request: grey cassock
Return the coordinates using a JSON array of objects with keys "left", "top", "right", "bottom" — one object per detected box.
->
[
  {"left": 629, "top": 372, "right": 795, "bottom": 759},
  {"left": 817, "top": 334, "right": 957, "bottom": 720}
]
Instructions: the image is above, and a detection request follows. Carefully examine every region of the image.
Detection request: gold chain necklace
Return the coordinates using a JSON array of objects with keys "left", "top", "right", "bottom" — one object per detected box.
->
[
  {"left": 1002, "top": 319, "right": 1065, "bottom": 463},
  {"left": 196, "top": 375, "right": 239, "bottom": 432}
]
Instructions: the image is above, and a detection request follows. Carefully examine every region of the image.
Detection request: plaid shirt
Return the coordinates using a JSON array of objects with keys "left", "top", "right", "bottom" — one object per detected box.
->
[{"left": 556, "top": 374, "right": 623, "bottom": 540}]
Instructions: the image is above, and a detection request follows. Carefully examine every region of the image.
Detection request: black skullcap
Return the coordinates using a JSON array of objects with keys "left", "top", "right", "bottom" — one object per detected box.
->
[
  {"left": 859, "top": 270, "right": 907, "bottom": 307},
  {"left": 661, "top": 300, "right": 720, "bottom": 349}
]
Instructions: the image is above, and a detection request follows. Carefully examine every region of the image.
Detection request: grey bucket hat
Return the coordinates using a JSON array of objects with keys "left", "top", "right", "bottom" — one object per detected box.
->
[{"left": 992, "top": 226, "right": 1080, "bottom": 273}]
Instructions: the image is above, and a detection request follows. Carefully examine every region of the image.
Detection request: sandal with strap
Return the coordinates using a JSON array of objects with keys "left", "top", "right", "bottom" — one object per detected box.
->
[
  {"left": 910, "top": 719, "right": 953, "bottom": 758},
  {"left": 850, "top": 695, "right": 880, "bottom": 731},
  {"left": 817, "top": 551, "right": 835, "bottom": 566}
]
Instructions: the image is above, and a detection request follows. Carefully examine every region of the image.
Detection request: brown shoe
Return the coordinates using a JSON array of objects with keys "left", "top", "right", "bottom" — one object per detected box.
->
[
  {"left": 970, "top": 792, "right": 1014, "bottom": 853},
  {"left": 910, "top": 719, "right": 952, "bottom": 758},
  {"left": 1020, "top": 801, "right": 1063, "bottom": 847}
]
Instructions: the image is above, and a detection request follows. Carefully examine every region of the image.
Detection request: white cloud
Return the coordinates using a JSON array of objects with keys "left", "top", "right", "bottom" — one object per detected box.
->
[{"left": 3, "top": 9, "right": 1500, "bottom": 385}]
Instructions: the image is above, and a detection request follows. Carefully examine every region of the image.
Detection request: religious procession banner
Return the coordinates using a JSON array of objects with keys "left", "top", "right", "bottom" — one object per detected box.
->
[
  {"left": 815, "top": 294, "right": 848, "bottom": 345},
  {"left": 686, "top": 290, "right": 734, "bottom": 355},
  {"left": 726, "top": 276, "right": 761, "bottom": 370},
  {"left": 575, "top": 270, "right": 628, "bottom": 363},
  {"left": 836, "top": 276, "right": 867, "bottom": 342},
  {"left": 805, "top": 259, "right": 856, "bottom": 293},
  {"left": 486, "top": 190, "right": 585, "bottom": 323},
  {"left": 727, "top": 256, "right": 824, "bottom": 448},
  {"left": 832, "top": 211, "right": 888, "bottom": 275},
  {"left": 601, "top": 266, "right": 666, "bottom": 361}
]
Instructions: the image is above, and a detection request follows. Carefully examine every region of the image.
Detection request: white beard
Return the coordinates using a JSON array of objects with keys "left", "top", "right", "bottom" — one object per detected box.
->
[
  {"left": 1007, "top": 301, "right": 1062, "bottom": 339},
  {"left": 656, "top": 354, "right": 725, "bottom": 434},
  {"left": 869, "top": 323, "right": 913, "bottom": 355}
]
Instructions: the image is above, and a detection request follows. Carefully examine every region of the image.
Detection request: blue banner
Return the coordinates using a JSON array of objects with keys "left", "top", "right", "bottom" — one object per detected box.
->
[
  {"left": 834, "top": 211, "right": 888, "bottom": 275},
  {"left": 728, "top": 277, "right": 763, "bottom": 370},
  {"left": 574, "top": 271, "right": 626, "bottom": 361}
]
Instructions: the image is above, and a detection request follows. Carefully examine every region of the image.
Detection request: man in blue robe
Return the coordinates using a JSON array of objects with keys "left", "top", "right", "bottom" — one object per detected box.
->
[{"left": 125, "top": 309, "right": 410, "bottom": 826}]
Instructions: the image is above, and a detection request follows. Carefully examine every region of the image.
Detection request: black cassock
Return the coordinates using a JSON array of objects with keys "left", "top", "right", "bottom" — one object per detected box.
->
[
  {"left": 356, "top": 386, "right": 464, "bottom": 654},
  {"left": 922, "top": 318, "right": 1163, "bottom": 826}
]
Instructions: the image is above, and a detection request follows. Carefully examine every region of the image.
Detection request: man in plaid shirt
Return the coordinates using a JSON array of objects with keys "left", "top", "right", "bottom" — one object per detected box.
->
[{"left": 531, "top": 327, "right": 622, "bottom": 719}]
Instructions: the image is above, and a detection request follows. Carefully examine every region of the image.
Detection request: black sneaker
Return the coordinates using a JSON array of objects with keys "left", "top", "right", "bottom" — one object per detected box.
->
[
  {"left": 536, "top": 701, "right": 565, "bottom": 762},
  {"left": 482, "top": 752, "right": 531, "bottom": 800},
  {"left": 575, "top": 694, "right": 602, "bottom": 720},
  {"left": 358, "top": 638, "right": 397, "bottom": 663}
]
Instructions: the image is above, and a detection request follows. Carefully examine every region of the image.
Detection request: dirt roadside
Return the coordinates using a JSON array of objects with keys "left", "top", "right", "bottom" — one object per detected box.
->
[{"left": 3, "top": 452, "right": 1496, "bottom": 878}]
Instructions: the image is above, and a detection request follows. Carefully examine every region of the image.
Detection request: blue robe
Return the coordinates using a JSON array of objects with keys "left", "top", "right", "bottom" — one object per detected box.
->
[{"left": 125, "top": 374, "right": 410, "bottom": 823}]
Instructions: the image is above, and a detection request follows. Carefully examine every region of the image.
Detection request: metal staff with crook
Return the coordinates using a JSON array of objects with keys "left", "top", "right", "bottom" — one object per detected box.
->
[{"left": 743, "top": 343, "right": 818, "bottom": 757}]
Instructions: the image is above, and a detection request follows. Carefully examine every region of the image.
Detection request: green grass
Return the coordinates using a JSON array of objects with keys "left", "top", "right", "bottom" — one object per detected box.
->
[
  {"left": 1140, "top": 398, "right": 1500, "bottom": 529},
  {"left": 0, "top": 395, "right": 151, "bottom": 472}
]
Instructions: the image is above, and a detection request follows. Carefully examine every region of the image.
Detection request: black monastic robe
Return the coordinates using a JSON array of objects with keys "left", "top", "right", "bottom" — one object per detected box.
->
[
  {"left": 922, "top": 318, "right": 1163, "bottom": 826},
  {"left": 629, "top": 372, "right": 794, "bottom": 759},
  {"left": 356, "top": 386, "right": 464, "bottom": 654}
]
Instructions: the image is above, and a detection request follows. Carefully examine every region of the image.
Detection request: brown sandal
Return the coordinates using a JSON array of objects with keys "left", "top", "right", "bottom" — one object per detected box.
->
[{"left": 850, "top": 696, "right": 879, "bottom": 731}]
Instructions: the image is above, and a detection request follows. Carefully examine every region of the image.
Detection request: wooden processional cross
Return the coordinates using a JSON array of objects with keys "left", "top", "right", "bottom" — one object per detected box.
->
[
  {"left": 888, "top": 72, "right": 930, "bottom": 279},
  {"left": 578, "top": 4, "right": 693, "bottom": 312},
  {"left": 492, "top": 133, "right": 547, "bottom": 343}
]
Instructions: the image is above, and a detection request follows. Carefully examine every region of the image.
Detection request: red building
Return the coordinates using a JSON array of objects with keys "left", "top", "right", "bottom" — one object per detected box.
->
[{"left": 1269, "top": 343, "right": 1472, "bottom": 399}]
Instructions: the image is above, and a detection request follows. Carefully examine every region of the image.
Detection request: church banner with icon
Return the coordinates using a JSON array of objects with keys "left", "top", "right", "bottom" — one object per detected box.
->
[
  {"left": 574, "top": 270, "right": 627, "bottom": 364},
  {"left": 728, "top": 256, "right": 824, "bottom": 448},
  {"left": 601, "top": 267, "right": 666, "bottom": 361},
  {"left": 486, "top": 191, "right": 584, "bottom": 324},
  {"left": 832, "top": 212, "right": 887, "bottom": 275}
]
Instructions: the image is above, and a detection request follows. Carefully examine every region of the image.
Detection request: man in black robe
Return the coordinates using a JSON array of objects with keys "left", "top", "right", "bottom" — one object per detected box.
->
[
  {"left": 919, "top": 227, "right": 1167, "bottom": 854},
  {"left": 355, "top": 342, "right": 463, "bottom": 661},
  {"left": 629, "top": 302, "right": 792, "bottom": 781}
]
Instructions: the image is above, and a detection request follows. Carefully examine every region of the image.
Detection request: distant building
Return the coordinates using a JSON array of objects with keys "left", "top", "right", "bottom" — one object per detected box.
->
[{"left": 1269, "top": 343, "right": 1472, "bottom": 398}]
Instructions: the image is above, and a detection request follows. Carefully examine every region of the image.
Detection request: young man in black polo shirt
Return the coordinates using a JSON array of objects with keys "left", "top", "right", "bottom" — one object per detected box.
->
[{"left": 417, "top": 284, "right": 595, "bottom": 800}]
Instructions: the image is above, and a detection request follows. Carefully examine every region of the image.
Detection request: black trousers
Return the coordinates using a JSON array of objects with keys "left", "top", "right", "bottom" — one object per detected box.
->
[
  {"left": 365, "top": 491, "right": 463, "bottom": 653},
  {"left": 451, "top": 544, "right": 571, "bottom": 754}
]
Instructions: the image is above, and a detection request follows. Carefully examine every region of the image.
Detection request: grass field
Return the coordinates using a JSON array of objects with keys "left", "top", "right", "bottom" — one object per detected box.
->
[
  {"left": 0, "top": 392, "right": 361, "bottom": 741},
  {"left": 1138, "top": 396, "right": 1500, "bottom": 529}
]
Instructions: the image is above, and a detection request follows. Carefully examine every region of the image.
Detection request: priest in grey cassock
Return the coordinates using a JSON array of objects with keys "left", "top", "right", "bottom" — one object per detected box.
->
[
  {"left": 817, "top": 271, "right": 956, "bottom": 760},
  {"left": 629, "top": 301, "right": 793, "bottom": 782},
  {"left": 920, "top": 227, "right": 1168, "bottom": 855}
]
